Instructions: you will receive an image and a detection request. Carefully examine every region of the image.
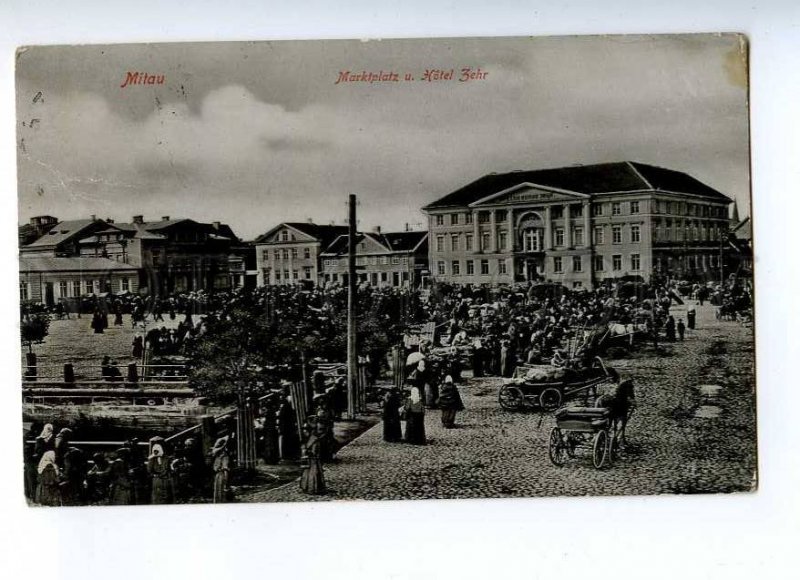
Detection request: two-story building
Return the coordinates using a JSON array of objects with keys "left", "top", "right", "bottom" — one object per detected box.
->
[
  {"left": 422, "top": 161, "right": 732, "bottom": 288},
  {"left": 320, "top": 229, "right": 428, "bottom": 287}
]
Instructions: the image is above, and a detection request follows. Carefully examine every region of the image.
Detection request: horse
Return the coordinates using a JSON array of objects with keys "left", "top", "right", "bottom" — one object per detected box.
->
[{"left": 595, "top": 379, "right": 635, "bottom": 451}]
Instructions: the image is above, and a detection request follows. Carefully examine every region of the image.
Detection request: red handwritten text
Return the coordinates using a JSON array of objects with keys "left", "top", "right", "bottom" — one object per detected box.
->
[{"left": 120, "top": 72, "right": 166, "bottom": 88}]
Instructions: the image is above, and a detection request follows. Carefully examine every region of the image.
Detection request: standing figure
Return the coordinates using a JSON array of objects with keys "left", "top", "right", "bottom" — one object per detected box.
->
[
  {"left": 687, "top": 307, "right": 697, "bottom": 330},
  {"left": 277, "top": 396, "right": 300, "bottom": 461},
  {"left": 382, "top": 388, "right": 403, "bottom": 442},
  {"left": 35, "top": 451, "right": 62, "bottom": 506},
  {"left": 314, "top": 398, "right": 336, "bottom": 462},
  {"left": 403, "top": 386, "right": 427, "bottom": 445},
  {"left": 665, "top": 315, "right": 676, "bottom": 342},
  {"left": 437, "top": 375, "right": 465, "bottom": 429},
  {"left": 54, "top": 427, "right": 73, "bottom": 468},
  {"left": 132, "top": 336, "right": 144, "bottom": 359},
  {"left": 677, "top": 318, "right": 686, "bottom": 341},
  {"left": 28, "top": 424, "right": 54, "bottom": 499},
  {"left": 211, "top": 436, "right": 231, "bottom": 504},
  {"left": 91, "top": 310, "right": 104, "bottom": 334},
  {"left": 108, "top": 449, "right": 135, "bottom": 506},
  {"left": 86, "top": 453, "right": 111, "bottom": 504},
  {"left": 61, "top": 446, "right": 87, "bottom": 506},
  {"left": 260, "top": 402, "right": 281, "bottom": 465},
  {"left": 147, "top": 437, "right": 174, "bottom": 505},
  {"left": 471, "top": 338, "right": 484, "bottom": 378},
  {"left": 299, "top": 418, "right": 326, "bottom": 495}
]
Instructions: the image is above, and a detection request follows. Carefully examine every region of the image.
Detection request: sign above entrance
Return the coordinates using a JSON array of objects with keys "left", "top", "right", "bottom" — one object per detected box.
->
[{"left": 470, "top": 184, "right": 587, "bottom": 207}]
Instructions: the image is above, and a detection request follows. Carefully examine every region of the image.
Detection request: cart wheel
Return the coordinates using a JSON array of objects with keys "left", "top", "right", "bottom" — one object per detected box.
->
[
  {"left": 499, "top": 385, "right": 525, "bottom": 411},
  {"left": 548, "top": 427, "right": 566, "bottom": 467},
  {"left": 592, "top": 430, "right": 608, "bottom": 469},
  {"left": 540, "top": 388, "right": 562, "bottom": 411}
]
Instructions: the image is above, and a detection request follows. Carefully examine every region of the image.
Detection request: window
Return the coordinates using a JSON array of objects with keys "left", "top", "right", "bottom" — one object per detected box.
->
[
  {"left": 574, "top": 227, "right": 584, "bottom": 247},
  {"left": 280, "top": 230, "right": 289, "bottom": 242},
  {"left": 665, "top": 220, "right": 673, "bottom": 241},
  {"left": 593, "top": 226, "right": 604, "bottom": 245},
  {"left": 480, "top": 259, "right": 490, "bottom": 275},
  {"left": 72, "top": 280, "right": 81, "bottom": 297},
  {"left": 450, "top": 213, "right": 460, "bottom": 225},
  {"left": 631, "top": 225, "right": 641, "bottom": 243},
  {"left": 551, "top": 207, "right": 563, "bottom": 220},
  {"left": 332, "top": 273, "right": 338, "bottom": 282},
  {"left": 402, "top": 257, "right": 409, "bottom": 265},
  {"left": 498, "top": 259, "right": 507, "bottom": 275},
  {"left": 435, "top": 215, "right": 444, "bottom": 226},
  {"left": 553, "top": 257, "right": 563, "bottom": 273},
  {"left": 380, "top": 272, "right": 388, "bottom": 282},
  {"left": 466, "top": 260, "right": 475, "bottom": 275},
  {"left": 292, "top": 270, "right": 299, "bottom": 280},
  {"left": 481, "top": 233, "right": 490, "bottom": 251},
  {"left": 283, "top": 270, "right": 290, "bottom": 281},
  {"left": 572, "top": 256, "right": 582, "bottom": 272},
  {"left": 465, "top": 213, "right": 474, "bottom": 225},
  {"left": 573, "top": 281, "right": 583, "bottom": 289},
  {"left": 631, "top": 254, "right": 641, "bottom": 271},
  {"left": 630, "top": 201, "right": 640, "bottom": 214},
  {"left": 381, "top": 256, "right": 389, "bottom": 265},
  {"left": 391, "top": 256, "right": 400, "bottom": 265},
  {"left": 496, "top": 210, "right": 507, "bottom": 222},
  {"left": 612, "top": 226, "right": 622, "bottom": 244},
  {"left": 282, "top": 249, "right": 289, "bottom": 259},
  {"left": 523, "top": 229, "right": 541, "bottom": 252},
  {"left": 262, "top": 250, "right": 269, "bottom": 262},
  {"left": 370, "top": 256, "right": 378, "bottom": 266},
  {"left": 612, "top": 255, "right": 622, "bottom": 271},
  {"left": 436, "top": 236, "right": 445, "bottom": 252},
  {"left": 304, "top": 267, "right": 312, "bottom": 279},
  {"left": 478, "top": 211, "right": 490, "bottom": 224},
  {"left": 594, "top": 255, "right": 604, "bottom": 271},
  {"left": 452, "top": 260, "right": 461, "bottom": 276},
  {"left": 121, "top": 277, "right": 130, "bottom": 292},
  {"left": 498, "top": 231, "right": 507, "bottom": 251},
  {"left": 555, "top": 228, "right": 565, "bottom": 247},
  {"left": 291, "top": 248, "right": 298, "bottom": 259},
  {"left": 665, "top": 201, "right": 672, "bottom": 214},
  {"left": 710, "top": 255, "right": 718, "bottom": 268},
  {"left": 304, "top": 248, "right": 311, "bottom": 259},
  {"left": 451, "top": 234, "right": 460, "bottom": 252},
  {"left": 572, "top": 205, "right": 583, "bottom": 218},
  {"left": 274, "top": 249, "right": 280, "bottom": 259},
  {"left": 592, "top": 204, "right": 603, "bottom": 216},
  {"left": 20, "top": 281, "right": 28, "bottom": 301},
  {"left": 612, "top": 202, "right": 621, "bottom": 216},
  {"left": 437, "top": 261, "right": 446, "bottom": 276},
  {"left": 83, "top": 280, "right": 92, "bottom": 295},
  {"left": 465, "top": 234, "right": 473, "bottom": 251},
  {"left": 59, "top": 281, "right": 68, "bottom": 298}
]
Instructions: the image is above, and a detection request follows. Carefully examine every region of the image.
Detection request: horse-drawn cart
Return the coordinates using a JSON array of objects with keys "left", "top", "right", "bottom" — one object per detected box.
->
[
  {"left": 548, "top": 406, "right": 617, "bottom": 469},
  {"left": 498, "top": 357, "right": 616, "bottom": 412}
]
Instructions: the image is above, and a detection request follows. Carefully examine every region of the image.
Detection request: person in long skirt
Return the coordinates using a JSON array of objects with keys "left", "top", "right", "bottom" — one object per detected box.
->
[
  {"left": 211, "top": 436, "right": 231, "bottom": 504},
  {"left": 437, "top": 375, "right": 465, "bottom": 429},
  {"left": 687, "top": 307, "right": 697, "bottom": 330},
  {"left": 299, "top": 419, "right": 326, "bottom": 495},
  {"left": 108, "top": 449, "right": 134, "bottom": 506},
  {"left": 35, "top": 451, "right": 62, "bottom": 506},
  {"left": 382, "top": 388, "right": 403, "bottom": 442},
  {"left": 277, "top": 396, "right": 300, "bottom": 461},
  {"left": 147, "top": 437, "right": 174, "bottom": 504},
  {"left": 404, "top": 387, "right": 426, "bottom": 445}
]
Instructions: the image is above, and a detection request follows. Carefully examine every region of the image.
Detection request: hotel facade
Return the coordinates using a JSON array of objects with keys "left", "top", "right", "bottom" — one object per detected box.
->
[{"left": 422, "top": 162, "right": 733, "bottom": 289}]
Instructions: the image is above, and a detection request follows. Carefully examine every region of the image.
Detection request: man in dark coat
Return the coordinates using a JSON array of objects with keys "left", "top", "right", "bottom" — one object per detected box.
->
[
  {"left": 382, "top": 388, "right": 403, "bottom": 442},
  {"left": 437, "top": 375, "right": 465, "bottom": 428}
]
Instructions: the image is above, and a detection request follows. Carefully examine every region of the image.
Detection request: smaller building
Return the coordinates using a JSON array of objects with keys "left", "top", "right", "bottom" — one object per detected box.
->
[
  {"left": 320, "top": 229, "right": 429, "bottom": 288},
  {"left": 19, "top": 255, "right": 140, "bottom": 306}
]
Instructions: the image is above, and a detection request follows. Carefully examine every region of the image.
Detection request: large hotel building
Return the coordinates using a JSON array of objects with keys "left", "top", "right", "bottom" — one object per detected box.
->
[{"left": 422, "top": 161, "right": 733, "bottom": 289}]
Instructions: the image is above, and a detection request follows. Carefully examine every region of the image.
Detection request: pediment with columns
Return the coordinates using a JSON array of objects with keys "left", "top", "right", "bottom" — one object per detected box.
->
[{"left": 468, "top": 183, "right": 590, "bottom": 208}]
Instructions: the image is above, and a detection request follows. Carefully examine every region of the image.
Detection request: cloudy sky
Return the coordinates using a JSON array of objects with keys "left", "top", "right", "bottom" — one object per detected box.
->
[{"left": 16, "top": 34, "right": 750, "bottom": 240}]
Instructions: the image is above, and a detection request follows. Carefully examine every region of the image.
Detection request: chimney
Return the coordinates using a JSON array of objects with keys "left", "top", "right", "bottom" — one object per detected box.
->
[
  {"left": 90, "top": 214, "right": 96, "bottom": 221},
  {"left": 106, "top": 218, "right": 114, "bottom": 224},
  {"left": 307, "top": 217, "right": 314, "bottom": 224},
  {"left": 133, "top": 215, "right": 144, "bottom": 224},
  {"left": 162, "top": 216, "right": 170, "bottom": 221},
  {"left": 404, "top": 222, "right": 410, "bottom": 232},
  {"left": 212, "top": 221, "right": 220, "bottom": 230},
  {"left": 373, "top": 225, "right": 381, "bottom": 234}
]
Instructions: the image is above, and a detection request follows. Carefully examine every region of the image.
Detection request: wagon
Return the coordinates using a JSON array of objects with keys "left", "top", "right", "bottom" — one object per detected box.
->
[
  {"left": 498, "top": 357, "right": 615, "bottom": 412},
  {"left": 548, "top": 406, "right": 617, "bottom": 469}
]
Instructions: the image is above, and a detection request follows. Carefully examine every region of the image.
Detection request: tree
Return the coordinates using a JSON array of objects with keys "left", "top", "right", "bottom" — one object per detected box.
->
[{"left": 20, "top": 309, "right": 50, "bottom": 354}]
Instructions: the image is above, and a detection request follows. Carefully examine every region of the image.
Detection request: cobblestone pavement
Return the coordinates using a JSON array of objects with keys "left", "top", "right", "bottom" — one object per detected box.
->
[{"left": 245, "top": 301, "right": 756, "bottom": 502}]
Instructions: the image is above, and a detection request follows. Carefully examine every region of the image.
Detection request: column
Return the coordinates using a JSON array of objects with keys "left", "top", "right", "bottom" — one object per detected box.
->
[
  {"left": 490, "top": 210, "right": 497, "bottom": 253},
  {"left": 583, "top": 202, "right": 591, "bottom": 247},
  {"left": 507, "top": 210, "right": 514, "bottom": 250},
  {"left": 564, "top": 204, "right": 572, "bottom": 249},
  {"left": 288, "top": 249, "right": 294, "bottom": 285},
  {"left": 544, "top": 206, "right": 553, "bottom": 250},
  {"left": 472, "top": 212, "right": 480, "bottom": 253}
]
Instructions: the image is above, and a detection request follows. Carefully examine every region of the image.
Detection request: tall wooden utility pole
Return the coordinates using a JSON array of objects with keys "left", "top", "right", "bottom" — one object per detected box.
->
[{"left": 347, "top": 194, "right": 358, "bottom": 420}]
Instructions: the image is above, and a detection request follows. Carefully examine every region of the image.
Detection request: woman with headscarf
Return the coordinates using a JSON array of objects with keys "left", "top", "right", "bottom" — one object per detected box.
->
[
  {"left": 35, "top": 450, "right": 62, "bottom": 506},
  {"left": 27, "top": 423, "right": 54, "bottom": 499},
  {"left": 299, "top": 418, "right": 326, "bottom": 495},
  {"left": 210, "top": 436, "right": 231, "bottom": 504},
  {"left": 147, "top": 437, "right": 174, "bottom": 504},
  {"left": 403, "top": 386, "right": 426, "bottom": 445},
  {"left": 437, "top": 375, "right": 465, "bottom": 429},
  {"left": 54, "top": 427, "right": 72, "bottom": 468},
  {"left": 382, "top": 388, "right": 403, "bottom": 443}
]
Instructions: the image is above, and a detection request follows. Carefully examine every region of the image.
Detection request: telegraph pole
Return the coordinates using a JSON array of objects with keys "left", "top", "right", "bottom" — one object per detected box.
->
[{"left": 347, "top": 194, "right": 358, "bottom": 420}]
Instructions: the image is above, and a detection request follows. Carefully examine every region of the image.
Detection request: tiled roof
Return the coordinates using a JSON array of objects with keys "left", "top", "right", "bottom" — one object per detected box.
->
[
  {"left": 254, "top": 223, "right": 349, "bottom": 247},
  {"left": 23, "top": 219, "right": 102, "bottom": 248},
  {"left": 19, "top": 255, "right": 139, "bottom": 272},
  {"left": 423, "top": 161, "right": 731, "bottom": 209},
  {"left": 322, "top": 231, "right": 427, "bottom": 255}
]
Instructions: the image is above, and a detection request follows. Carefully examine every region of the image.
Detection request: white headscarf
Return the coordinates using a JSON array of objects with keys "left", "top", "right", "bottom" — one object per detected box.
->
[
  {"left": 444, "top": 375, "right": 454, "bottom": 384},
  {"left": 39, "top": 423, "right": 54, "bottom": 441},
  {"left": 410, "top": 387, "right": 421, "bottom": 404},
  {"left": 37, "top": 450, "right": 57, "bottom": 475}
]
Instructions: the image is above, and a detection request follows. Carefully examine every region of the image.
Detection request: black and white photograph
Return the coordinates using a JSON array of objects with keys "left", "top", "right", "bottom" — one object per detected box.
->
[{"left": 16, "top": 34, "right": 756, "bottom": 507}]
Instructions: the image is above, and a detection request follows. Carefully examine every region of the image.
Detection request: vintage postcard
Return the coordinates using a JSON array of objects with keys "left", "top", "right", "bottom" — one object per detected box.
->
[{"left": 17, "top": 34, "right": 754, "bottom": 506}]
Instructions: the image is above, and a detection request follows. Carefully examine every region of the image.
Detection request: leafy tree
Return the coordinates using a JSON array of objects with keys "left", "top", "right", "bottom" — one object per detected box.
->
[{"left": 20, "top": 309, "right": 50, "bottom": 354}]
